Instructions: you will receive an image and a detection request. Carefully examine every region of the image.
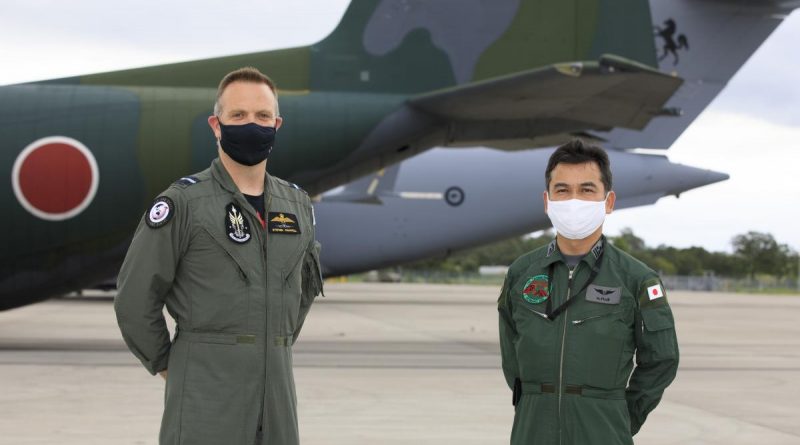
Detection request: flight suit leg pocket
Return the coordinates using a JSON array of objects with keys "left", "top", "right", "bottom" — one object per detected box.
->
[
  {"left": 178, "top": 340, "right": 258, "bottom": 445},
  {"left": 160, "top": 338, "right": 189, "bottom": 445}
]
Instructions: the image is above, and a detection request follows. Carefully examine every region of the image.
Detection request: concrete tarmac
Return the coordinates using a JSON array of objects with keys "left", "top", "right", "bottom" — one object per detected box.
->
[{"left": 0, "top": 283, "right": 799, "bottom": 444}]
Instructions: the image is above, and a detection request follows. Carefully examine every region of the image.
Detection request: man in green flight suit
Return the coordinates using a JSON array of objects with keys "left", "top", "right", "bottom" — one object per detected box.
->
[
  {"left": 115, "top": 67, "right": 324, "bottom": 445},
  {"left": 498, "top": 139, "right": 679, "bottom": 444}
]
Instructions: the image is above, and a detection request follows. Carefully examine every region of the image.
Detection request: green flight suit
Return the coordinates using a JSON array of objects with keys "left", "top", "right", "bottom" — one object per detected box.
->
[
  {"left": 115, "top": 158, "right": 324, "bottom": 445},
  {"left": 498, "top": 237, "right": 678, "bottom": 445}
]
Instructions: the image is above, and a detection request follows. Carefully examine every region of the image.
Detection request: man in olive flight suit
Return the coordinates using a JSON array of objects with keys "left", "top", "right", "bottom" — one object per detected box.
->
[
  {"left": 498, "top": 140, "right": 679, "bottom": 444},
  {"left": 115, "top": 67, "right": 323, "bottom": 445}
]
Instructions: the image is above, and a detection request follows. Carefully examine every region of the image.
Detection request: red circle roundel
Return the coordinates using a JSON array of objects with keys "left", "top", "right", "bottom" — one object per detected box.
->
[{"left": 11, "top": 136, "right": 99, "bottom": 221}]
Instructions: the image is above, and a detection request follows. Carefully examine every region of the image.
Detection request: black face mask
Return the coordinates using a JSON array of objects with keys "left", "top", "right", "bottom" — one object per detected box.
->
[{"left": 218, "top": 121, "right": 276, "bottom": 166}]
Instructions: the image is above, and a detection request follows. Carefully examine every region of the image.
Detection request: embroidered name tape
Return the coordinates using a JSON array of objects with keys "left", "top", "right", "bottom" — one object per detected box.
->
[
  {"left": 268, "top": 212, "right": 301, "bottom": 235},
  {"left": 586, "top": 285, "right": 621, "bottom": 305}
]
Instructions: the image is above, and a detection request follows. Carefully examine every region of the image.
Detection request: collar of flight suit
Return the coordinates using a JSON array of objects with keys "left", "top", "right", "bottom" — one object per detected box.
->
[
  {"left": 210, "top": 158, "right": 272, "bottom": 212},
  {"left": 542, "top": 235, "right": 605, "bottom": 270}
]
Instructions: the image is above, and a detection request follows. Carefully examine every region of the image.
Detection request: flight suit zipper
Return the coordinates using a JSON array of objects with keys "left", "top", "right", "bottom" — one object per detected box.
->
[
  {"left": 237, "top": 191, "right": 271, "bottom": 441},
  {"left": 257, "top": 192, "right": 272, "bottom": 441},
  {"left": 558, "top": 266, "right": 576, "bottom": 445},
  {"left": 572, "top": 310, "right": 623, "bottom": 326},
  {"left": 522, "top": 306, "right": 550, "bottom": 319}
]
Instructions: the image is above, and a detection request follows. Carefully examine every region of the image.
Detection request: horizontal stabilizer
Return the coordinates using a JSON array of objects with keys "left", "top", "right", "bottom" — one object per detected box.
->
[
  {"left": 322, "top": 165, "right": 401, "bottom": 204},
  {"left": 408, "top": 55, "right": 683, "bottom": 147}
]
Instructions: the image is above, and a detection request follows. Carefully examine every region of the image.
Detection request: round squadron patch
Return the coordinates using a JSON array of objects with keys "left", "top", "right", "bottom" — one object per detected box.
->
[
  {"left": 225, "top": 203, "right": 251, "bottom": 244},
  {"left": 146, "top": 196, "right": 174, "bottom": 228},
  {"left": 522, "top": 274, "right": 549, "bottom": 304}
]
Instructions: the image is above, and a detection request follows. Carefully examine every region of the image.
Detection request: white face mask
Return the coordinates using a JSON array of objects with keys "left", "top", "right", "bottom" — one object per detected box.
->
[{"left": 546, "top": 193, "right": 609, "bottom": 240}]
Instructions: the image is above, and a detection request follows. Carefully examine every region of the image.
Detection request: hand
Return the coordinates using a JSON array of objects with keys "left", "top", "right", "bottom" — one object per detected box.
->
[{"left": 159, "top": 370, "right": 168, "bottom": 380}]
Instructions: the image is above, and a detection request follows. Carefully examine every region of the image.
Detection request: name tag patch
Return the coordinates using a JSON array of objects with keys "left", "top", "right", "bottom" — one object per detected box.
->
[
  {"left": 268, "top": 212, "right": 301, "bottom": 235},
  {"left": 586, "top": 285, "right": 621, "bottom": 305}
]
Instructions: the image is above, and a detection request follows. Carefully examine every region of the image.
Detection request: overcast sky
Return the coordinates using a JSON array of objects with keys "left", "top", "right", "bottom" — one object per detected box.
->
[{"left": 1, "top": 0, "right": 798, "bottom": 253}]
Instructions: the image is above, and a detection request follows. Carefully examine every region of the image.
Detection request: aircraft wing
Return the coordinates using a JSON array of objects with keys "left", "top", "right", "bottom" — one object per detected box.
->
[
  {"left": 294, "top": 55, "right": 683, "bottom": 194},
  {"left": 408, "top": 55, "right": 682, "bottom": 149}
]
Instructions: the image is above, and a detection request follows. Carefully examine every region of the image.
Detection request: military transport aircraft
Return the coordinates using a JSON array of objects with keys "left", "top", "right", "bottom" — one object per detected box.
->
[
  {"left": 1, "top": 0, "right": 794, "bottom": 310},
  {"left": 317, "top": 148, "right": 729, "bottom": 276},
  {"left": 314, "top": 0, "right": 792, "bottom": 274}
]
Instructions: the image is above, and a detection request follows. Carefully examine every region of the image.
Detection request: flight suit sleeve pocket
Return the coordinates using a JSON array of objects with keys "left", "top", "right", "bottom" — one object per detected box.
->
[
  {"left": 641, "top": 306, "right": 674, "bottom": 332},
  {"left": 293, "top": 242, "right": 322, "bottom": 343},
  {"left": 302, "top": 241, "right": 324, "bottom": 302}
]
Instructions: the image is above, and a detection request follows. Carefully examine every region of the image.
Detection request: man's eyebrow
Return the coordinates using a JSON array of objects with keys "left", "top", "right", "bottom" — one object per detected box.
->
[
  {"left": 552, "top": 182, "right": 570, "bottom": 188},
  {"left": 580, "top": 181, "right": 598, "bottom": 188}
]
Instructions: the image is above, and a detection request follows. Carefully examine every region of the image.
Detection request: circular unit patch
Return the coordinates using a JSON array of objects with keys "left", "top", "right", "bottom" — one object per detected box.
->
[
  {"left": 11, "top": 136, "right": 99, "bottom": 221},
  {"left": 522, "top": 274, "right": 549, "bottom": 304},
  {"left": 147, "top": 196, "right": 174, "bottom": 228}
]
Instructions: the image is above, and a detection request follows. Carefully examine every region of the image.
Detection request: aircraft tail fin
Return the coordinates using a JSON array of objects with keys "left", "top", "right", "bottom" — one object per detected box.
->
[
  {"left": 307, "top": 0, "right": 659, "bottom": 93},
  {"left": 65, "top": 0, "right": 663, "bottom": 95},
  {"left": 603, "top": 0, "right": 798, "bottom": 149}
]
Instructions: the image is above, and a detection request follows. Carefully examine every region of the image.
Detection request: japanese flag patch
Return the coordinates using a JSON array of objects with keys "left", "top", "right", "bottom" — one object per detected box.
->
[{"left": 647, "top": 283, "right": 665, "bottom": 300}]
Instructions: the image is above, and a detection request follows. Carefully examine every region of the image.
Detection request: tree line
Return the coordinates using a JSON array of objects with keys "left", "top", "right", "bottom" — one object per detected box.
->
[{"left": 404, "top": 229, "right": 799, "bottom": 279}]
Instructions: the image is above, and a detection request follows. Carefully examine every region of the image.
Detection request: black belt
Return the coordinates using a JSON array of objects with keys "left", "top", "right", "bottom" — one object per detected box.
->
[
  {"left": 519, "top": 382, "right": 626, "bottom": 400},
  {"left": 540, "top": 383, "right": 582, "bottom": 395}
]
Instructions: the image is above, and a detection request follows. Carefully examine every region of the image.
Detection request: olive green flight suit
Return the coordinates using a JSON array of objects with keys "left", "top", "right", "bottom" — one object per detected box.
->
[
  {"left": 115, "top": 158, "right": 323, "bottom": 445},
  {"left": 498, "top": 237, "right": 678, "bottom": 445}
]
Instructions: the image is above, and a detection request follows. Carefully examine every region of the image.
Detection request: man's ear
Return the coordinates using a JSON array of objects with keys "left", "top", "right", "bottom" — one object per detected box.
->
[
  {"left": 542, "top": 191, "right": 549, "bottom": 213},
  {"left": 275, "top": 116, "right": 284, "bottom": 131},
  {"left": 605, "top": 190, "right": 616, "bottom": 214},
  {"left": 208, "top": 115, "right": 221, "bottom": 140}
]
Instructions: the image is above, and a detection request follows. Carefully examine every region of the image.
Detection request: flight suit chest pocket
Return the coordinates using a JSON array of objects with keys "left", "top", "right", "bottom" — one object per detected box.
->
[
  {"left": 267, "top": 203, "right": 310, "bottom": 336},
  {"left": 511, "top": 273, "right": 558, "bottom": 383},
  {"left": 570, "top": 286, "right": 634, "bottom": 389},
  {"left": 181, "top": 228, "right": 251, "bottom": 331},
  {"left": 266, "top": 207, "right": 308, "bottom": 277}
]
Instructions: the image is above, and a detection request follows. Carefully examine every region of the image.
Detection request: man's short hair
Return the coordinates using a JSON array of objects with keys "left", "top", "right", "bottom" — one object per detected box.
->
[
  {"left": 214, "top": 66, "right": 279, "bottom": 116},
  {"left": 545, "top": 139, "right": 613, "bottom": 192}
]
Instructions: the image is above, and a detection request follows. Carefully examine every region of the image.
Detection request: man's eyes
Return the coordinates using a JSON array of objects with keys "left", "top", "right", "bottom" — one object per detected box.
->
[
  {"left": 229, "top": 113, "right": 272, "bottom": 119},
  {"left": 554, "top": 188, "right": 596, "bottom": 194}
]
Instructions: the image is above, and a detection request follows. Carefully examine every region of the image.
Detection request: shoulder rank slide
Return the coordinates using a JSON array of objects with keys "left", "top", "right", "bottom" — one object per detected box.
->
[{"left": 173, "top": 176, "right": 200, "bottom": 187}]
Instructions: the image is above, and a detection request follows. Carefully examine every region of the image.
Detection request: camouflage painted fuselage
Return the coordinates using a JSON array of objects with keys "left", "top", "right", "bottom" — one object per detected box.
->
[{"left": 2, "top": 0, "right": 671, "bottom": 309}]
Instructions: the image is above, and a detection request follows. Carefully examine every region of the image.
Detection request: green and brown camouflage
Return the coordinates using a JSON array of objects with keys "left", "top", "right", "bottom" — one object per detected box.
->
[
  {"left": 55, "top": 0, "right": 657, "bottom": 91},
  {"left": 2, "top": 0, "right": 683, "bottom": 310}
]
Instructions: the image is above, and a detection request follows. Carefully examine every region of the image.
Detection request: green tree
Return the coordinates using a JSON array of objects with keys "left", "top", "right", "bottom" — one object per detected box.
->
[
  {"left": 400, "top": 228, "right": 796, "bottom": 282},
  {"left": 613, "top": 228, "right": 646, "bottom": 254},
  {"left": 403, "top": 231, "right": 553, "bottom": 272},
  {"left": 732, "top": 231, "right": 795, "bottom": 279}
]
